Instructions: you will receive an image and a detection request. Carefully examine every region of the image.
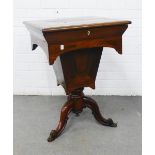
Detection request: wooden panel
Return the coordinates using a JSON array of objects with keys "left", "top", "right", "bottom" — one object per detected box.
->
[
  {"left": 43, "top": 25, "right": 128, "bottom": 44},
  {"left": 44, "top": 25, "right": 128, "bottom": 64},
  {"left": 48, "top": 37, "right": 122, "bottom": 65},
  {"left": 56, "top": 47, "right": 103, "bottom": 94}
]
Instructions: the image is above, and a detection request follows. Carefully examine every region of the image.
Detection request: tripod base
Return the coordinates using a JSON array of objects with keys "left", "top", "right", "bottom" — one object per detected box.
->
[{"left": 47, "top": 88, "right": 117, "bottom": 142}]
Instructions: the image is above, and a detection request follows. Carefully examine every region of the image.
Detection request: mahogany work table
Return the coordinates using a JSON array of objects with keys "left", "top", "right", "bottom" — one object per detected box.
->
[{"left": 24, "top": 17, "right": 131, "bottom": 142}]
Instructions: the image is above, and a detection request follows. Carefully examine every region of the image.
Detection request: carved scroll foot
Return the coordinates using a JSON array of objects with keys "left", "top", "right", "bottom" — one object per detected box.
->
[
  {"left": 47, "top": 130, "right": 58, "bottom": 142},
  {"left": 83, "top": 96, "right": 117, "bottom": 127},
  {"left": 47, "top": 101, "right": 73, "bottom": 142}
]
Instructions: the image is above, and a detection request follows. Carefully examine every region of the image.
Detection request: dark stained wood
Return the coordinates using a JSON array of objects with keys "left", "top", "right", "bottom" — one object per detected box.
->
[
  {"left": 53, "top": 47, "right": 103, "bottom": 94},
  {"left": 45, "top": 25, "right": 128, "bottom": 64},
  {"left": 43, "top": 25, "right": 128, "bottom": 44},
  {"left": 47, "top": 88, "right": 117, "bottom": 142},
  {"left": 48, "top": 37, "right": 123, "bottom": 64},
  {"left": 47, "top": 99, "right": 73, "bottom": 142},
  {"left": 83, "top": 96, "right": 117, "bottom": 127},
  {"left": 24, "top": 17, "right": 131, "bottom": 142}
]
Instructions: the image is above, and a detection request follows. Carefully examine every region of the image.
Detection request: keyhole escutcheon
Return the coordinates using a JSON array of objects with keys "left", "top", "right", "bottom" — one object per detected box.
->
[{"left": 87, "top": 30, "right": 91, "bottom": 36}]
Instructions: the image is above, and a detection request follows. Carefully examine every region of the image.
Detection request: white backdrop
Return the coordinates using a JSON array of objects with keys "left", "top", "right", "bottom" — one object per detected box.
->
[{"left": 13, "top": 0, "right": 141, "bottom": 95}]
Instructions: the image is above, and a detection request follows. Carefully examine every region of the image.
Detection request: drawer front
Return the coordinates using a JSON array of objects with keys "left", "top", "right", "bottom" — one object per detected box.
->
[{"left": 43, "top": 25, "right": 127, "bottom": 44}]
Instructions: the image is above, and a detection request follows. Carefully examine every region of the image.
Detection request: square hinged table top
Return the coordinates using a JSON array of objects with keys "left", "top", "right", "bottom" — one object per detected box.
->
[{"left": 23, "top": 17, "right": 131, "bottom": 32}]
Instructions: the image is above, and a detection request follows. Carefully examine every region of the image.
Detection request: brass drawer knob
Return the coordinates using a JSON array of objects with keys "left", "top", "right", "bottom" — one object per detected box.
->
[{"left": 87, "top": 30, "right": 91, "bottom": 36}]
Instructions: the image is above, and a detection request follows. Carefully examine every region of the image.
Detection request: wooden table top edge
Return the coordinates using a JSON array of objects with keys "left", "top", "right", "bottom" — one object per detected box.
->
[
  {"left": 23, "top": 18, "right": 131, "bottom": 33},
  {"left": 42, "top": 20, "right": 131, "bottom": 32}
]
